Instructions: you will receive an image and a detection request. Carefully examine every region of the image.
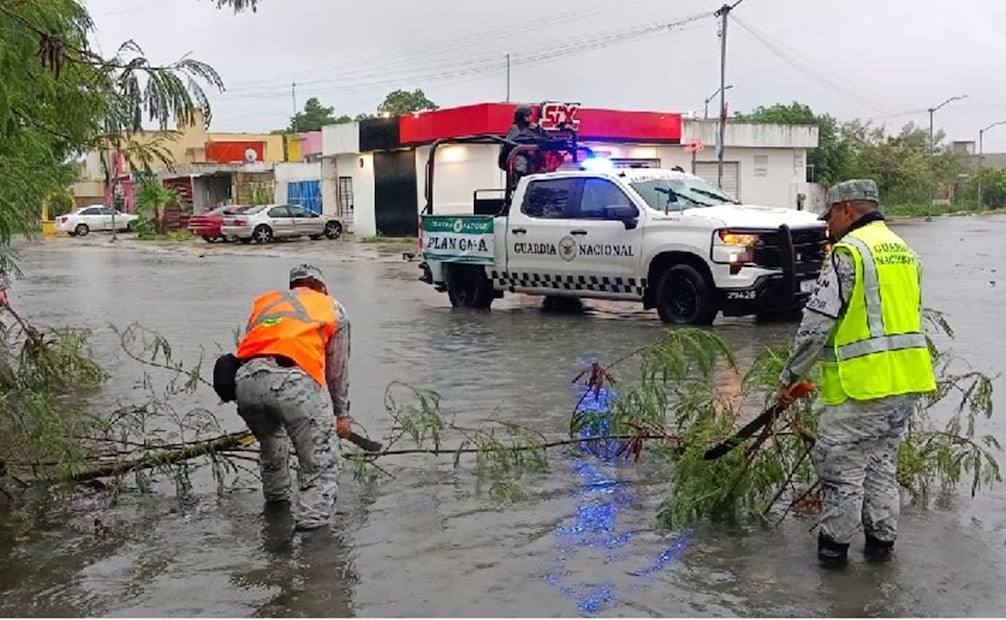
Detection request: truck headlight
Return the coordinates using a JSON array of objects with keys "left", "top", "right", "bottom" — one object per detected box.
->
[
  {"left": 713, "top": 229, "right": 761, "bottom": 269},
  {"left": 717, "top": 231, "right": 759, "bottom": 247}
]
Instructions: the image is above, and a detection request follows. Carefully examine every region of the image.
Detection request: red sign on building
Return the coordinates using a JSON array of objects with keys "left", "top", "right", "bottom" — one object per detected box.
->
[
  {"left": 397, "top": 103, "right": 682, "bottom": 145},
  {"left": 205, "top": 141, "right": 265, "bottom": 164},
  {"left": 538, "top": 102, "right": 581, "bottom": 132}
]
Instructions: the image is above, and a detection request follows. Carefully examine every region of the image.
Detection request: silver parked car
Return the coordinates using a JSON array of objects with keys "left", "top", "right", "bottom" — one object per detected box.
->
[{"left": 220, "top": 203, "right": 343, "bottom": 244}]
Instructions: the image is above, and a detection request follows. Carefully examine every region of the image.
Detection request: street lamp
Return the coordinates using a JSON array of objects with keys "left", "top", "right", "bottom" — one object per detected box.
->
[
  {"left": 978, "top": 120, "right": 1006, "bottom": 208},
  {"left": 704, "top": 84, "right": 733, "bottom": 120},
  {"left": 925, "top": 93, "right": 965, "bottom": 207},
  {"left": 927, "top": 94, "right": 967, "bottom": 154}
]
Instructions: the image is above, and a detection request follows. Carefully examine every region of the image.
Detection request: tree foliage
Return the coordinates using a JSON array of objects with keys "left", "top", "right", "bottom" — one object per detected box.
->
[
  {"left": 377, "top": 88, "right": 439, "bottom": 116},
  {"left": 0, "top": 0, "right": 230, "bottom": 268},
  {"left": 735, "top": 101, "right": 971, "bottom": 207},
  {"left": 287, "top": 97, "right": 351, "bottom": 132}
]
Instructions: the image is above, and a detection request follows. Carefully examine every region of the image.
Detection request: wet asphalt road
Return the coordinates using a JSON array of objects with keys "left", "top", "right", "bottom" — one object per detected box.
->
[{"left": 0, "top": 216, "right": 1004, "bottom": 617}]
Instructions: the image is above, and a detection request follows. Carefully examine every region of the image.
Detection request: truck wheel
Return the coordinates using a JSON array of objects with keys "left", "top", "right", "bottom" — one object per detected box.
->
[
  {"left": 655, "top": 264, "right": 717, "bottom": 325},
  {"left": 446, "top": 265, "right": 492, "bottom": 309}
]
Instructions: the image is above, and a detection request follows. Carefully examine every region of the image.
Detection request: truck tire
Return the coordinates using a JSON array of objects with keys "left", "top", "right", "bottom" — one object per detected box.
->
[
  {"left": 446, "top": 265, "right": 492, "bottom": 309},
  {"left": 655, "top": 264, "right": 717, "bottom": 326}
]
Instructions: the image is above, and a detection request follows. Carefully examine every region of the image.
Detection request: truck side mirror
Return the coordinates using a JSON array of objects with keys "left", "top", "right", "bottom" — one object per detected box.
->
[{"left": 604, "top": 205, "right": 639, "bottom": 230}]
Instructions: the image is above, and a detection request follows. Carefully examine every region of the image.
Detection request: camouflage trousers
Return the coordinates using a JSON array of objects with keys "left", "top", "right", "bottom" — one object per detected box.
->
[
  {"left": 234, "top": 357, "right": 341, "bottom": 530},
  {"left": 812, "top": 394, "right": 918, "bottom": 546}
]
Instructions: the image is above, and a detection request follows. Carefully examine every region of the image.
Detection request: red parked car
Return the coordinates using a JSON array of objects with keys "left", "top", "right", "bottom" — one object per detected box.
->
[{"left": 188, "top": 205, "right": 253, "bottom": 242}]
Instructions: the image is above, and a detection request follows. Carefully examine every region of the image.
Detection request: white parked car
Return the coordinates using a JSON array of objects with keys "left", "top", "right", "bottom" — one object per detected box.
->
[
  {"left": 220, "top": 203, "right": 343, "bottom": 244},
  {"left": 56, "top": 205, "right": 139, "bottom": 237}
]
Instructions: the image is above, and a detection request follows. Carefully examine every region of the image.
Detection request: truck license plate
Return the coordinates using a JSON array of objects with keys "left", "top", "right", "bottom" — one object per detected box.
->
[{"left": 800, "top": 279, "right": 816, "bottom": 293}]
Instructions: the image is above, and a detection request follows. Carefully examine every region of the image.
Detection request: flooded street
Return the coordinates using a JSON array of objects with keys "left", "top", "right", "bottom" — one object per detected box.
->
[{"left": 1, "top": 215, "right": 1004, "bottom": 617}]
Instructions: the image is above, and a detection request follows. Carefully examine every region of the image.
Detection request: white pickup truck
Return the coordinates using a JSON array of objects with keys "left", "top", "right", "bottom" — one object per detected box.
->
[{"left": 416, "top": 137, "right": 828, "bottom": 325}]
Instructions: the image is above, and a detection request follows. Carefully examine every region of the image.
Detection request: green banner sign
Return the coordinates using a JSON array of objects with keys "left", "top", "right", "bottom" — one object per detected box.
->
[{"left": 421, "top": 216, "right": 495, "bottom": 265}]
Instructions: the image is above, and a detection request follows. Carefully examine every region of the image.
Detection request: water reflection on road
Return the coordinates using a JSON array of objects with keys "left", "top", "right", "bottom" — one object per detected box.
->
[{"left": 0, "top": 216, "right": 1004, "bottom": 616}]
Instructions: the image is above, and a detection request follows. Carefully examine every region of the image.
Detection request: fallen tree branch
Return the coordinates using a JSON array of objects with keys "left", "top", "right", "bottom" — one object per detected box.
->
[
  {"left": 71, "top": 431, "right": 249, "bottom": 482},
  {"left": 60, "top": 431, "right": 683, "bottom": 483}
]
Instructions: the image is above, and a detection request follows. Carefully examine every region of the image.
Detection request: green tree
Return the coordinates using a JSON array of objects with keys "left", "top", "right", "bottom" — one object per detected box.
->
[
  {"left": 377, "top": 88, "right": 439, "bottom": 117},
  {"left": 0, "top": 0, "right": 240, "bottom": 272},
  {"left": 134, "top": 178, "right": 182, "bottom": 236},
  {"left": 733, "top": 101, "right": 853, "bottom": 186},
  {"left": 287, "top": 97, "right": 351, "bottom": 132},
  {"left": 841, "top": 120, "right": 966, "bottom": 205}
]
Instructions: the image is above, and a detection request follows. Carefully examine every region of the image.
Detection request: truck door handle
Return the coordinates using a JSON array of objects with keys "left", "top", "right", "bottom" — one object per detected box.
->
[
  {"left": 570, "top": 229, "right": 588, "bottom": 236},
  {"left": 511, "top": 227, "right": 527, "bottom": 234}
]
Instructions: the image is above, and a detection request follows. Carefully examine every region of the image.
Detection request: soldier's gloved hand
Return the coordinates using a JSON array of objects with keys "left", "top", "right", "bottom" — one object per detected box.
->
[
  {"left": 776, "top": 383, "right": 801, "bottom": 407},
  {"left": 335, "top": 416, "right": 353, "bottom": 439},
  {"left": 0, "top": 287, "right": 8, "bottom": 308}
]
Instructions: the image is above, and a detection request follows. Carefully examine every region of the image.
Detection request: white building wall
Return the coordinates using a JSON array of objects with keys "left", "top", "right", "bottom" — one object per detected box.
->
[
  {"left": 334, "top": 153, "right": 375, "bottom": 236},
  {"left": 681, "top": 119, "right": 818, "bottom": 148},
  {"left": 323, "top": 121, "right": 360, "bottom": 155},
  {"left": 320, "top": 157, "right": 339, "bottom": 218},
  {"left": 415, "top": 144, "right": 503, "bottom": 216},
  {"left": 272, "top": 162, "right": 321, "bottom": 203}
]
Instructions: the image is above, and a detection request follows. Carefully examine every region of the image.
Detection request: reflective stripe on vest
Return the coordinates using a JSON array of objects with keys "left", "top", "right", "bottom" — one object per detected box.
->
[
  {"left": 818, "top": 221, "right": 936, "bottom": 405},
  {"left": 236, "top": 288, "right": 337, "bottom": 387},
  {"left": 247, "top": 291, "right": 325, "bottom": 342}
]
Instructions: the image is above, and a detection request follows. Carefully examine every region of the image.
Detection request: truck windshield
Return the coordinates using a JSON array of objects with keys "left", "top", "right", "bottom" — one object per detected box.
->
[{"left": 630, "top": 177, "right": 741, "bottom": 211}]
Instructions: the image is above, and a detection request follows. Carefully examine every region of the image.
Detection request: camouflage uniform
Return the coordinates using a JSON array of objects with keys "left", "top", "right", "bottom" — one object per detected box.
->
[
  {"left": 234, "top": 265, "right": 351, "bottom": 531},
  {"left": 779, "top": 180, "right": 925, "bottom": 562}
]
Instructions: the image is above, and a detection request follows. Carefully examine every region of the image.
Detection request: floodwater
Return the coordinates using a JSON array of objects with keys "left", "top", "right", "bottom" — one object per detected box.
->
[{"left": 0, "top": 216, "right": 1004, "bottom": 617}]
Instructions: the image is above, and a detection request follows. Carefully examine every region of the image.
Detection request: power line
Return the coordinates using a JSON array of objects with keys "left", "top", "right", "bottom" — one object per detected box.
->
[
  {"left": 224, "top": 7, "right": 693, "bottom": 97},
  {"left": 220, "top": 0, "right": 656, "bottom": 93},
  {"left": 217, "top": 13, "right": 712, "bottom": 101},
  {"left": 209, "top": 16, "right": 712, "bottom": 129},
  {"left": 729, "top": 15, "right": 894, "bottom": 114}
]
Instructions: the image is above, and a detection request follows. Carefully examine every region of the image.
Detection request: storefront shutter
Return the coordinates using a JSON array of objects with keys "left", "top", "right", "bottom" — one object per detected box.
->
[{"left": 693, "top": 161, "right": 740, "bottom": 201}]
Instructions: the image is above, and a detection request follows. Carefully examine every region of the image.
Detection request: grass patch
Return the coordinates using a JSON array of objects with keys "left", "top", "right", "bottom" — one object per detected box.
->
[
  {"left": 135, "top": 230, "right": 195, "bottom": 242},
  {"left": 884, "top": 203, "right": 989, "bottom": 219},
  {"left": 360, "top": 233, "right": 416, "bottom": 244}
]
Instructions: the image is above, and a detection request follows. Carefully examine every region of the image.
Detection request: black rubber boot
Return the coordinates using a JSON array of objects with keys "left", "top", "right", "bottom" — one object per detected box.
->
[
  {"left": 818, "top": 532, "right": 849, "bottom": 568},
  {"left": 864, "top": 533, "right": 895, "bottom": 561}
]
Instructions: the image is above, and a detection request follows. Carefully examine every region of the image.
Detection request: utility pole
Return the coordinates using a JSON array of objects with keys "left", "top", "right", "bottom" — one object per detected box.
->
[
  {"left": 926, "top": 94, "right": 966, "bottom": 204},
  {"left": 704, "top": 84, "right": 733, "bottom": 120},
  {"left": 505, "top": 53, "right": 511, "bottom": 102},
  {"left": 291, "top": 82, "right": 298, "bottom": 132},
  {"left": 714, "top": 1, "right": 743, "bottom": 189},
  {"left": 978, "top": 120, "right": 1006, "bottom": 209}
]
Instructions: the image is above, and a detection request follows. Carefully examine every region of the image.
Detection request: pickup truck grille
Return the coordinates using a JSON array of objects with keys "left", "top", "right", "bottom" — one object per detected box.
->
[{"left": 752, "top": 227, "right": 828, "bottom": 275}]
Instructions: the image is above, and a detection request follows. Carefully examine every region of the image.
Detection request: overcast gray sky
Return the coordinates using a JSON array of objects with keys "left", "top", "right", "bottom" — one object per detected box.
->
[{"left": 82, "top": 0, "right": 1006, "bottom": 150}]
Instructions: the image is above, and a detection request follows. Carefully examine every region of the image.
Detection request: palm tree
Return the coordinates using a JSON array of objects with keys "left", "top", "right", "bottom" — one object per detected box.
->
[{"left": 135, "top": 178, "right": 180, "bottom": 235}]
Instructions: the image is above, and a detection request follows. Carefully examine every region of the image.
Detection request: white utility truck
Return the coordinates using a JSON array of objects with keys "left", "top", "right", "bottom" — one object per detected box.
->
[{"left": 415, "top": 130, "right": 828, "bottom": 325}]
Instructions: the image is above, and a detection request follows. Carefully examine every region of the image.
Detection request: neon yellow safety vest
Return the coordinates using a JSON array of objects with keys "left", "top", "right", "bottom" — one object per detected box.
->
[{"left": 819, "top": 220, "right": 936, "bottom": 405}]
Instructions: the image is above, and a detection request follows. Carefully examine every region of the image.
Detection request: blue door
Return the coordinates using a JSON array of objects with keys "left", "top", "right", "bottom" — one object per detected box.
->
[{"left": 288, "top": 180, "right": 322, "bottom": 214}]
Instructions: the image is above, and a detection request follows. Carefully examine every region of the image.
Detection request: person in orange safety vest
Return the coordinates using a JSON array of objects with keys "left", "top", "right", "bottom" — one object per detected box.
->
[{"left": 233, "top": 264, "right": 352, "bottom": 531}]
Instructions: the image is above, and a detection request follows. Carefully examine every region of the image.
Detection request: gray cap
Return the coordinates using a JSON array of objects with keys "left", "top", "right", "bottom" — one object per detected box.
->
[
  {"left": 821, "top": 179, "right": 880, "bottom": 220},
  {"left": 289, "top": 263, "right": 326, "bottom": 286}
]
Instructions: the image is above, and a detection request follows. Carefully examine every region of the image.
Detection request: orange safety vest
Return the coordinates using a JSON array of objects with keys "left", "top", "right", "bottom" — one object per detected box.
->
[{"left": 235, "top": 287, "right": 338, "bottom": 386}]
